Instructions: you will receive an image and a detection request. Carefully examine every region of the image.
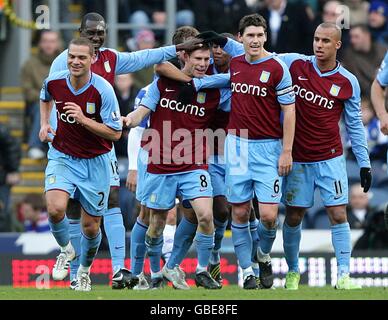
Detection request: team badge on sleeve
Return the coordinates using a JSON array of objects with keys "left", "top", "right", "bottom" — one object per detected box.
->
[
  {"left": 329, "top": 84, "right": 341, "bottom": 97},
  {"left": 86, "top": 102, "right": 96, "bottom": 114},
  {"left": 260, "top": 71, "right": 271, "bottom": 83},
  {"left": 104, "top": 61, "right": 111, "bottom": 73},
  {"left": 111, "top": 109, "right": 121, "bottom": 121},
  {"left": 197, "top": 92, "right": 207, "bottom": 104}
]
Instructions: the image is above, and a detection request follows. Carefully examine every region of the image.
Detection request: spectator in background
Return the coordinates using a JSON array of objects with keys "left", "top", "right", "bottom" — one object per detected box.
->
[
  {"left": 20, "top": 30, "right": 62, "bottom": 160},
  {"left": 126, "top": 29, "right": 157, "bottom": 89},
  {"left": 0, "top": 124, "right": 21, "bottom": 232},
  {"left": 128, "top": 0, "right": 195, "bottom": 41},
  {"left": 194, "top": 0, "right": 252, "bottom": 35},
  {"left": 113, "top": 73, "right": 140, "bottom": 158},
  {"left": 368, "top": 0, "right": 388, "bottom": 46},
  {"left": 353, "top": 204, "right": 388, "bottom": 249},
  {"left": 17, "top": 194, "right": 49, "bottom": 233},
  {"left": 315, "top": 0, "right": 350, "bottom": 56},
  {"left": 343, "top": 0, "right": 369, "bottom": 26},
  {"left": 347, "top": 184, "right": 375, "bottom": 229},
  {"left": 342, "top": 24, "right": 387, "bottom": 99},
  {"left": 345, "top": 99, "right": 388, "bottom": 162},
  {"left": 258, "top": 0, "right": 314, "bottom": 54}
]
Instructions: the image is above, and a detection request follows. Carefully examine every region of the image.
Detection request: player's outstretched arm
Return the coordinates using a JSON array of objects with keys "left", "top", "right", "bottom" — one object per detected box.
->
[
  {"left": 123, "top": 106, "right": 151, "bottom": 128},
  {"left": 155, "top": 61, "right": 192, "bottom": 83},
  {"left": 371, "top": 79, "right": 388, "bottom": 135},
  {"left": 278, "top": 103, "right": 295, "bottom": 176}
]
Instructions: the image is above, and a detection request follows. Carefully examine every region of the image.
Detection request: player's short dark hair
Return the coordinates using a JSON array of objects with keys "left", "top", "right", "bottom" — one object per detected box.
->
[
  {"left": 69, "top": 37, "right": 95, "bottom": 56},
  {"left": 238, "top": 14, "right": 267, "bottom": 35},
  {"left": 172, "top": 26, "right": 199, "bottom": 45},
  {"left": 80, "top": 12, "right": 106, "bottom": 30},
  {"left": 220, "top": 32, "right": 236, "bottom": 41}
]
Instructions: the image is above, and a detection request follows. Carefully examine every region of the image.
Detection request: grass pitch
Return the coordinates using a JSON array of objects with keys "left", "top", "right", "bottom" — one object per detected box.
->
[{"left": 0, "top": 285, "right": 387, "bottom": 300}]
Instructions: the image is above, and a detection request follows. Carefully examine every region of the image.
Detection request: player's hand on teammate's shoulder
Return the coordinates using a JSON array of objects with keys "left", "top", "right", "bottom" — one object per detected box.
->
[
  {"left": 64, "top": 102, "right": 86, "bottom": 125},
  {"left": 278, "top": 150, "right": 293, "bottom": 176},
  {"left": 39, "top": 123, "right": 56, "bottom": 143},
  {"left": 126, "top": 170, "right": 137, "bottom": 192}
]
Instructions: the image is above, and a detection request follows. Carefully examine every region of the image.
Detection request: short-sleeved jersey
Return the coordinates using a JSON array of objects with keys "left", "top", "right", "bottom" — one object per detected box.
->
[
  {"left": 40, "top": 70, "right": 121, "bottom": 158},
  {"left": 279, "top": 53, "right": 370, "bottom": 167},
  {"left": 140, "top": 76, "right": 230, "bottom": 174},
  {"left": 376, "top": 50, "right": 388, "bottom": 87},
  {"left": 227, "top": 54, "right": 295, "bottom": 139}
]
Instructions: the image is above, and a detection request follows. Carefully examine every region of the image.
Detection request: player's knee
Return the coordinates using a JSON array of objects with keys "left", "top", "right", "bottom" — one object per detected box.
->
[
  {"left": 108, "top": 187, "right": 120, "bottom": 209},
  {"left": 260, "top": 213, "right": 277, "bottom": 228},
  {"left": 66, "top": 198, "right": 81, "bottom": 220},
  {"left": 197, "top": 211, "right": 213, "bottom": 229},
  {"left": 82, "top": 220, "right": 100, "bottom": 238},
  {"left": 328, "top": 208, "right": 347, "bottom": 225},
  {"left": 46, "top": 201, "right": 66, "bottom": 221},
  {"left": 213, "top": 197, "right": 229, "bottom": 222},
  {"left": 284, "top": 208, "right": 305, "bottom": 227},
  {"left": 232, "top": 205, "right": 250, "bottom": 223}
]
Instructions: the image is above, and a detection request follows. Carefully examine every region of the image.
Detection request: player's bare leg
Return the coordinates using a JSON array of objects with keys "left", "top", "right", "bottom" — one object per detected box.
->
[{"left": 46, "top": 190, "right": 75, "bottom": 281}]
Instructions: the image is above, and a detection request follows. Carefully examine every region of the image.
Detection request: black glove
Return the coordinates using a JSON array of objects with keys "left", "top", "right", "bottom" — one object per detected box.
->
[
  {"left": 360, "top": 167, "right": 372, "bottom": 192},
  {"left": 178, "top": 81, "right": 196, "bottom": 106},
  {"left": 196, "top": 31, "right": 228, "bottom": 47}
]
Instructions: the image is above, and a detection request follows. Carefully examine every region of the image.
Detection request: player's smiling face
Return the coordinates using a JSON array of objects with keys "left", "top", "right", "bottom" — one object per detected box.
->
[
  {"left": 183, "top": 48, "right": 211, "bottom": 78},
  {"left": 80, "top": 20, "right": 106, "bottom": 53},
  {"left": 313, "top": 26, "right": 341, "bottom": 62},
  {"left": 239, "top": 26, "right": 267, "bottom": 60},
  {"left": 68, "top": 44, "right": 95, "bottom": 77}
]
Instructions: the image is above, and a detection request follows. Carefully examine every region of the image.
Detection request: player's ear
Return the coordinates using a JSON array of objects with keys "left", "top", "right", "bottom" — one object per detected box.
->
[
  {"left": 91, "top": 53, "right": 97, "bottom": 64},
  {"left": 336, "top": 40, "right": 342, "bottom": 50},
  {"left": 237, "top": 32, "right": 242, "bottom": 43}
]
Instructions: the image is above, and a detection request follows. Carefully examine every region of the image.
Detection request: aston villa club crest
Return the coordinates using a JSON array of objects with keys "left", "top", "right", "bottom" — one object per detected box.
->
[
  {"left": 104, "top": 61, "right": 111, "bottom": 73},
  {"left": 86, "top": 102, "right": 96, "bottom": 114},
  {"left": 260, "top": 71, "right": 270, "bottom": 83},
  {"left": 197, "top": 92, "right": 206, "bottom": 104},
  {"left": 329, "top": 84, "right": 341, "bottom": 97}
]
